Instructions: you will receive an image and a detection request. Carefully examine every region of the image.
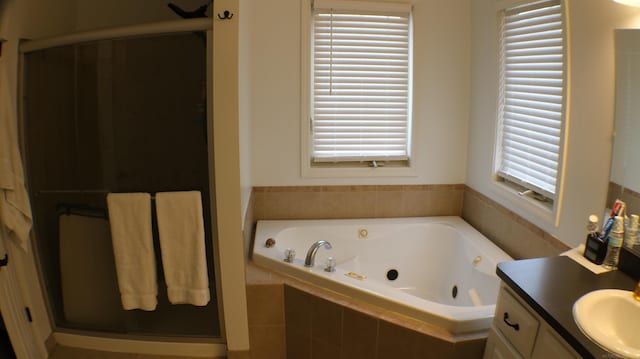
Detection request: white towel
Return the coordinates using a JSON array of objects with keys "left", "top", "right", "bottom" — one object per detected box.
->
[
  {"left": 0, "top": 63, "right": 32, "bottom": 252},
  {"left": 155, "top": 191, "right": 210, "bottom": 306},
  {"left": 107, "top": 193, "right": 157, "bottom": 311}
]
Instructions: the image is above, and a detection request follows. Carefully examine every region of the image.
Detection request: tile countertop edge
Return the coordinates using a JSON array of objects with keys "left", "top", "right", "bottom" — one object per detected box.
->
[{"left": 496, "top": 256, "right": 637, "bottom": 359}]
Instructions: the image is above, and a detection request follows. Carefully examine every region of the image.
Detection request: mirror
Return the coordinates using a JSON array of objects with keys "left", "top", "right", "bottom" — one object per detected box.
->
[{"left": 610, "top": 29, "right": 640, "bottom": 255}]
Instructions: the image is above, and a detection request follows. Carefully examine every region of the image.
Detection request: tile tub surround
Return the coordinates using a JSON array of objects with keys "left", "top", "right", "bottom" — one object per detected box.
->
[
  {"left": 241, "top": 184, "right": 570, "bottom": 356},
  {"left": 245, "top": 263, "right": 486, "bottom": 359},
  {"left": 607, "top": 181, "right": 640, "bottom": 215},
  {"left": 462, "top": 186, "right": 570, "bottom": 259},
  {"left": 246, "top": 283, "right": 287, "bottom": 359},
  {"left": 243, "top": 185, "right": 465, "bottom": 256},
  {"left": 252, "top": 185, "right": 464, "bottom": 220},
  {"left": 243, "top": 184, "right": 568, "bottom": 260}
]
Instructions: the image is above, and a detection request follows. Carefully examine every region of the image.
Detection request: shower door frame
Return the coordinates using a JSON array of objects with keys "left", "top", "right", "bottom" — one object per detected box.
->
[
  {"left": 17, "top": 18, "right": 227, "bottom": 357},
  {"left": 0, "top": 238, "right": 44, "bottom": 358}
]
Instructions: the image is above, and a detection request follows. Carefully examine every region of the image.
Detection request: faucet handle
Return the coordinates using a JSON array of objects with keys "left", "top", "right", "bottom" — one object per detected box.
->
[
  {"left": 284, "top": 248, "right": 296, "bottom": 263},
  {"left": 324, "top": 257, "right": 336, "bottom": 272}
]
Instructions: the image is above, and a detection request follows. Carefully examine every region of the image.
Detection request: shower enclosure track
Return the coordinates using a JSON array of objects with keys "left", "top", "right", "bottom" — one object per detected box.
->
[{"left": 19, "top": 18, "right": 212, "bottom": 53}]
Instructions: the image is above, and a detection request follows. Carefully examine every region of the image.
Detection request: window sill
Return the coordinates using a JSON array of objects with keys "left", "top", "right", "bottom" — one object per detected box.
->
[
  {"left": 301, "top": 163, "right": 418, "bottom": 178},
  {"left": 489, "top": 180, "right": 560, "bottom": 228}
]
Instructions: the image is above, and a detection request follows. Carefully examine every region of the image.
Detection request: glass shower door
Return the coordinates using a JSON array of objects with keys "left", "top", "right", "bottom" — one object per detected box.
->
[{"left": 22, "top": 32, "right": 220, "bottom": 337}]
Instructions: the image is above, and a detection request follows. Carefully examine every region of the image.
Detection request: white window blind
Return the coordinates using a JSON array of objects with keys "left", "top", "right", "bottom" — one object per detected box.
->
[
  {"left": 311, "top": 1, "right": 412, "bottom": 163},
  {"left": 497, "top": 0, "right": 565, "bottom": 200}
]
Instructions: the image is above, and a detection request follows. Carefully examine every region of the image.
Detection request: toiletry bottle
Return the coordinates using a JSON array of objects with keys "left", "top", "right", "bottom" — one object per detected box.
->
[
  {"left": 586, "top": 214, "right": 599, "bottom": 237},
  {"left": 603, "top": 216, "right": 624, "bottom": 270},
  {"left": 625, "top": 214, "right": 639, "bottom": 249}
]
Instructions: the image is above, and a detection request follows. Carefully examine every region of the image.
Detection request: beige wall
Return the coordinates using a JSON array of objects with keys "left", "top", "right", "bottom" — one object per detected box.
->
[
  {"left": 467, "top": 0, "right": 640, "bottom": 248},
  {"left": 240, "top": 0, "right": 471, "bottom": 187},
  {"left": 238, "top": 0, "right": 253, "bottom": 226},
  {"left": 0, "top": 0, "right": 77, "bottom": 354},
  {"left": 74, "top": 0, "right": 207, "bottom": 32},
  {"left": 212, "top": 0, "right": 250, "bottom": 351}
]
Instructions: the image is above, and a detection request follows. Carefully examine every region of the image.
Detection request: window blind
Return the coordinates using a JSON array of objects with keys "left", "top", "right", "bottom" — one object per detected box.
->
[
  {"left": 311, "top": 2, "right": 412, "bottom": 162},
  {"left": 497, "top": 0, "right": 565, "bottom": 199}
]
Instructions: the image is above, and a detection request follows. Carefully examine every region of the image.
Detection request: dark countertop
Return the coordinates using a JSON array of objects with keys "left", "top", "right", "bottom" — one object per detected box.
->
[{"left": 497, "top": 256, "right": 637, "bottom": 359}]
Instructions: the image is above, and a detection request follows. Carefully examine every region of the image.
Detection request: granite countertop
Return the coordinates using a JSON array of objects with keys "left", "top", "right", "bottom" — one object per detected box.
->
[{"left": 497, "top": 256, "right": 637, "bottom": 359}]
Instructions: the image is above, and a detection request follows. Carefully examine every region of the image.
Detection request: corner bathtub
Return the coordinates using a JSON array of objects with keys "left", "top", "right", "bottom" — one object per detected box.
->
[{"left": 252, "top": 216, "right": 513, "bottom": 334}]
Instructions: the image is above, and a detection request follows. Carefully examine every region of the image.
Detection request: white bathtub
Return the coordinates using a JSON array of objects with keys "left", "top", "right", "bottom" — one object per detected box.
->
[{"left": 252, "top": 216, "right": 513, "bottom": 334}]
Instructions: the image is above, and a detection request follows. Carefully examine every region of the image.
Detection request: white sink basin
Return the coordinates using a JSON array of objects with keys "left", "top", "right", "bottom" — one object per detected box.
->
[{"left": 573, "top": 289, "right": 640, "bottom": 358}]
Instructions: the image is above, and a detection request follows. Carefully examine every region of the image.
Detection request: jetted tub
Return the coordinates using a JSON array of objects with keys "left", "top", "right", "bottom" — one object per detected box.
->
[{"left": 253, "top": 216, "right": 513, "bottom": 334}]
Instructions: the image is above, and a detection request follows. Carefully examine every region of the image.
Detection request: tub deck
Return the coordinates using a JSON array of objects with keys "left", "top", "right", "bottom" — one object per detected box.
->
[{"left": 252, "top": 217, "right": 513, "bottom": 334}]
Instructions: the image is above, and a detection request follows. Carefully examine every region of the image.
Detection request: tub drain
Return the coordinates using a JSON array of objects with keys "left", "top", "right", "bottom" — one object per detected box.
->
[
  {"left": 452, "top": 285, "right": 458, "bottom": 299},
  {"left": 386, "top": 269, "right": 399, "bottom": 281}
]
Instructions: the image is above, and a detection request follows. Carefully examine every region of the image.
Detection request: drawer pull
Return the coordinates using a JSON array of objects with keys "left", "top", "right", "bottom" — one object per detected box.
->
[{"left": 503, "top": 312, "right": 520, "bottom": 331}]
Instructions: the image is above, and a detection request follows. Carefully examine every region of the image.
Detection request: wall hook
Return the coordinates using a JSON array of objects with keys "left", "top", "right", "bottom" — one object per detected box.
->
[{"left": 217, "top": 10, "right": 233, "bottom": 20}]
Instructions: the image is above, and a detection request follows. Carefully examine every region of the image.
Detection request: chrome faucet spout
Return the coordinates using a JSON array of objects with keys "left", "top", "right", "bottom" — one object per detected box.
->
[{"left": 304, "top": 240, "right": 332, "bottom": 267}]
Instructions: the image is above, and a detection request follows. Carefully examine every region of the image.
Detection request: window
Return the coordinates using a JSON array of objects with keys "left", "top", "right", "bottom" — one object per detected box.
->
[
  {"left": 496, "top": 0, "right": 567, "bottom": 204},
  {"left": 308, "top": 0, "right": 412, "bottom": 166}
]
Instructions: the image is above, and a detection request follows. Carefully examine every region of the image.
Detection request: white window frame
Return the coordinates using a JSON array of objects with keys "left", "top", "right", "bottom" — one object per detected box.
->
[
  {"left": 492, "top": 0, "right": 570, "bottom": 225},
  {"left": 300, "top": 0, "right": 417, "bottom": 178}
]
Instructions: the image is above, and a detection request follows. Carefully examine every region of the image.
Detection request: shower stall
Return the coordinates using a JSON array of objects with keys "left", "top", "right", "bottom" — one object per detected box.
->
[{"left": 18, "top": 18, "right": 224, "bottom": 353}]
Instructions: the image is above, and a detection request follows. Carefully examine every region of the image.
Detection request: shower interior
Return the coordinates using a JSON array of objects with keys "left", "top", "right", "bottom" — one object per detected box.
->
[{"left": 21, "top": 29, "right": 221, "bottom": 338}]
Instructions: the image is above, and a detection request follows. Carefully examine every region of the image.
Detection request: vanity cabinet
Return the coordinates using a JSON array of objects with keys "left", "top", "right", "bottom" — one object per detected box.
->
[{"left": 484, "top": 284, "right": 580, "bottom": 359}]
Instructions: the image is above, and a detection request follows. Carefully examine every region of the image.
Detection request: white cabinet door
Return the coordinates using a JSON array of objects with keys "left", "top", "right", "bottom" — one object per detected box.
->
[
  {"left": 531, "top": 326, "right": 581, "bottom": 359},
  {"left": 484, "top": 327, "right": 524, "bottom": 359},
  {"left": 486, "top": 284, "right": 582, "bottom": 359}
]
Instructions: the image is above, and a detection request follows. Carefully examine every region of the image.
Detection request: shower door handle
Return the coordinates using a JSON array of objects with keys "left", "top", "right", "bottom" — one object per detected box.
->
[{"left": 0, "top": 254, "right": 8, "bottom": 268}]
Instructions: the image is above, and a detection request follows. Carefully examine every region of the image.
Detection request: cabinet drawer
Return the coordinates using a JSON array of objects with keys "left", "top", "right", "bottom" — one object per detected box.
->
[{"left": 494, "top": 287, "right": 539, "bottom": 357}]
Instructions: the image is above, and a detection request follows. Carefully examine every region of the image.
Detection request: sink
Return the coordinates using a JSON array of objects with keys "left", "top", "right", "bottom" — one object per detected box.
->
[{"left": 573, "top": 289, "right": 640, "bottom": 358}]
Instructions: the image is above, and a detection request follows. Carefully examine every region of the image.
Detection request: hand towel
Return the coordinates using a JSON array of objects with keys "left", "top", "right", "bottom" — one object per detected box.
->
[
  {"left": 107, "top": 193, "right": 157, "bottom": 311},
  {"left": 0, "top": 64, "right": 32, "bottom": 252},
  {"left": 155, "top": 191, "right": 210, "bottom": 306}
]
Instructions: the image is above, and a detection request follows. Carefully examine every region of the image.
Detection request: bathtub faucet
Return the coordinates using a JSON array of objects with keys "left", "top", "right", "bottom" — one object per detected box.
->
[{"left": 304, "top": 240, "right": 332, "bottom": 267}]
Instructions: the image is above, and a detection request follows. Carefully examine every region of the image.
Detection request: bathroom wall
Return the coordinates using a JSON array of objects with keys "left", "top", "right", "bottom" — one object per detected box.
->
[
  {"left": 0, "top": 0, "right": 76, "bottom": 354},
  {"left": 74, "top": 0, "right": 207, "bottom": 32},
  {"left": 239, "top": 0, "right": 471, "bottom": 189},
  {"left": 239, "top": 0, "right": 253, "bottom": 225},
  {"left": 467, "top": 0, "right": 640, "bottom": 249}
]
